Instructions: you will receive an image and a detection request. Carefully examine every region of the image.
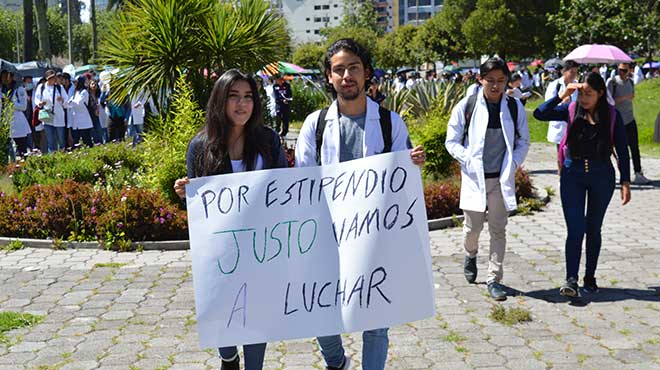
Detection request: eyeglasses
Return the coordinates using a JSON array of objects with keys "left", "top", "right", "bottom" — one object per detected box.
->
[{"left": 619, "top": 69, "right": 629, "bottom": 73}]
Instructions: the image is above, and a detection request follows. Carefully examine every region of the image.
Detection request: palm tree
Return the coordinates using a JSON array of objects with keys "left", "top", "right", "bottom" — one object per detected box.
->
[{"left": 100, "top": 0, "right": 291, "bottom": 113}]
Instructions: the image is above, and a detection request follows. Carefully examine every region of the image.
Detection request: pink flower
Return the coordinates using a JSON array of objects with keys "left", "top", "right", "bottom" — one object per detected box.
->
[
  {"left": 159, "top": 217, "right": 165, "bottom": 224},
  {"left": 91, "top": 207, "right": 96, "bottom": 214},
  {"left": 117, "top": 222, "right": 123, "bottom": 229}
]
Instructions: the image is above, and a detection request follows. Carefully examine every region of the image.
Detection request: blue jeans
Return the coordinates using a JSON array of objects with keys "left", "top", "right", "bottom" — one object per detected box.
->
[
  {"left": 44, "top": 125, "right": 66, "bottom": 153},
  {"left": 218, "top": 343, "right": 266, "bottom": 370},
  {"left": 132, "top": 124, "right": 144, "bottom": 147},
  {"left": 318, "top": 328, "right": 389, "bottom": 370},
  {"left": 560, "top": 159, "right": 615, "bottom": 280}
]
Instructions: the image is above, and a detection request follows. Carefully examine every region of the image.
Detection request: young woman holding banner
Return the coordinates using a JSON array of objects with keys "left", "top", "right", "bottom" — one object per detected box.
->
[{"left": 173, "top": 69, "right": 287, "bottom": 370}]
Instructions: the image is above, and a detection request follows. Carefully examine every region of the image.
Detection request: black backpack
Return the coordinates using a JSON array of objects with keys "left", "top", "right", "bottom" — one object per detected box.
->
[
  {"left": 315, "top": 105, "right": 392, "bottom": 165},
  {"left": 462, "top": 92, "right": 519, "bottom": 146}
]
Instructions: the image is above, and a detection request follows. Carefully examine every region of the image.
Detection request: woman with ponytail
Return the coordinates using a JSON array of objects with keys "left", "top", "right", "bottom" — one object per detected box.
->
[{"left": 534, "top": 72, "right": 631, "bottom": 297}]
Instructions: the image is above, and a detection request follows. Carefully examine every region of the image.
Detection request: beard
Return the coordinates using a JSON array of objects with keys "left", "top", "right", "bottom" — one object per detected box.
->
[{"left": 337, "top": 85, "right": 362, "bottom": 101}]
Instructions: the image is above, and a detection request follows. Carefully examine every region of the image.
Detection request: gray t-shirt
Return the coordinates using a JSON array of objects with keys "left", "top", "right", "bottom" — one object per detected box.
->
[
  {"left": 339, "top": 113, "right": 366, "bottom": 162},
  {"left": 608, "top": 76, "right": 635, "bottom": 124},
  {"left": 483, "top": 100, "right": 507, "bottom": 176}
]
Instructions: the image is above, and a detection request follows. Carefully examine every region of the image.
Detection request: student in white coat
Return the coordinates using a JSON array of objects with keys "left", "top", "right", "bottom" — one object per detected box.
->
[
  {"left": 68, "top": 76, "right": 94, "bottom": 147},
  {"left": 296, "top": 38, "right": 425, "bottom": 370},
  {"left": 34, "top": 70, "right": 69, "bottom": 153},
  {"left": 129, "top": 91, "right": 156, "bottom": 146},
  {"left": 546, "top": 60, "right": 579, "bottom": 152},
  {"left": 1, "top": 70, "right": 32, "bottom": 157},
  {"left": 445, "top": 57, "right": 530, "bottom": 301}
]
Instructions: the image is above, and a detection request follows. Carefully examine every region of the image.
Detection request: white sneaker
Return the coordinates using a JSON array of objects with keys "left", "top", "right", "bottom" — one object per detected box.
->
[{"left": 634, "top": 172, "right": 652, "bottom": 185}]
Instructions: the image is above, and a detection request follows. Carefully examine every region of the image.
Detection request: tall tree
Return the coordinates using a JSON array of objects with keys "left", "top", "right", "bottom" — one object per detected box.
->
[
  {"left": 548, "top": 0, "right": 658, "bottom": 56},
  {"left": 374, "top": 24, "right": 418, "bottom": 70},
  {"left": 90, "top": 0, "right": 97, "bottom": 61},
  {"left": 23, "top": 0, "right": 34, "bottom": 61},
  {"left": 33, "top": 0, "right": 50, "bottom": 59},
  {"left": 462, "top": 0, "right": 517, "bottom": 59},
  {"left": 437, "top": 0, "right": 477, "bottom": 60},
  {"left": 340, "top": 0, "right": 381, "bottom": 35},
  {"left": 292, "top": 42, "right": 326, "bottom": 70}
]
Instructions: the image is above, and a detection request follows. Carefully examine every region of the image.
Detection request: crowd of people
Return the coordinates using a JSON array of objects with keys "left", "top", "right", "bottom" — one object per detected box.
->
[
  {"left": 0, "top": 67, "right": 155, "bottom": 161},
  {"left": 168, "top": 37, "right": 653, "bottom": 370}
]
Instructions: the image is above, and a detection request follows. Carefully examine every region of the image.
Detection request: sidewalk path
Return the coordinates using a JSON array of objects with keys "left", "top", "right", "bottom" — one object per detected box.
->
[{"left": 1, "top": 143, "right": 659, "bottom": 370}]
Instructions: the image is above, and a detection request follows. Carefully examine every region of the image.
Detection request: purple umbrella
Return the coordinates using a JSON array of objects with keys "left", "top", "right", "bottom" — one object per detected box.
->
[
  {"left": 563, "top": 44, "right": 632, "bottom": 64},
  {"left": 642, "top": 62, "right": 660, "bottom": 69}
]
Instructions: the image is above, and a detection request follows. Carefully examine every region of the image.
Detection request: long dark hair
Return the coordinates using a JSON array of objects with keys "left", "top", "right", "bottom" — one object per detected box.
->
[
  {"left": 196, "top": 69, "right": 271, "bottom": 176},
  {"left": 566, "top": 72, "right": 612, "bottom": 159}
]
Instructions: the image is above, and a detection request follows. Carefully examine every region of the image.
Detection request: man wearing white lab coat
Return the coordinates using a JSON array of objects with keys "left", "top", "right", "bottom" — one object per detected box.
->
[
  {"left": 296, "top": 38, "right": 425, "bottom": 370},
  {"left": 445, "top": 57, "right": 530, "bottom": 301},
  {"left": 545, "top": 60, "right": 579, "bottom": 147}
]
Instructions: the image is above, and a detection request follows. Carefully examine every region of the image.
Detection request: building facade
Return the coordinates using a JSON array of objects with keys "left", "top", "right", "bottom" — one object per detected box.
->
[
  {"left": 276, "top": 0, "right": 345, "bottom": 44},
  {"left": 394, "top": 0, "right": 443, "bottom": 27}
]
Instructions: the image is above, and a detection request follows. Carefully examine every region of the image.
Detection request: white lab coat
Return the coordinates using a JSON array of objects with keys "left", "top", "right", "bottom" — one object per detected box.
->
[
  {"left": 545, "top": 78, "right": 577, "bottom": 144},
  {"left": 69, "top": 89, "right": 94, "bottom": 130},
  {"left": 34, "top": 83, "right": 70, "bottom": 128},
  {"left": 295, "top": 97, "right": 411, "bottom": 167},
  {"left": 633, "top": 65, "right": 644, "bottom": 85},
  {"left": 445, "top": 88, "right": 530, "bottom": 212},
  {"left": 1, "top": 86, "right": 32, "bottom": 138},
  {"left": 130, "top": 92, "right": 156, "bottom": 126}
]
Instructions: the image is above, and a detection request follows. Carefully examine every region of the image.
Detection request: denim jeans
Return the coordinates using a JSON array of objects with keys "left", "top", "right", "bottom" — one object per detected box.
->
[
  {"left": 44, "top": 125, "right": 66, "bottom": 153},
  {"left": 132, "top": 124, "right": 144, "bottom": 147},
  {"left": 318, "top": 328, "right": 389, "bottom": 370},
  {"left": 218, "top": 343, "right": 266, "bottom": 370},
  {"left": 560, "top": 159, "right": 615, "bottom": 280}
]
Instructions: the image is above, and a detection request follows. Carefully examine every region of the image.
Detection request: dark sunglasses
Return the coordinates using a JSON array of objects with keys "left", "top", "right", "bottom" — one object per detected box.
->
[{"left": 619, "top": 69, "right": 629, "bottom": 73}]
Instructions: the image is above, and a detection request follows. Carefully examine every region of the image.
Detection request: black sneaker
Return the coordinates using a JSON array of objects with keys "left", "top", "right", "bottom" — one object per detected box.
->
[
  {"left": 560, "top": 277, "right": 579, "bottom": 297},
  {"left": 220, "top": 356, "right": 240, "bottom": 370},
  {"left": 326, "top": 355, "right": 351, "bottom": 370},
  {"left": 583, "top": 276, "right": 599, "bottom": 294},
  {"left": 487, "top": 281, "right": 507, "bottom": 301},
  {"left": 464, "top": 256, "right": 477, "bottom": 283}
]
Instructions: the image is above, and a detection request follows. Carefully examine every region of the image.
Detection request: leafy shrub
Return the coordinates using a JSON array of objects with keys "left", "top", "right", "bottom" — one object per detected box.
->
[
  {"left": 0, "top": 100, "right": 12, "bottom": 167},
  {"left": 0, "top": 181, "right": 188, "bottom": 244},
  {"left": 289, "top": 79, "right": 331, "bottom": 122},
  {"left": 409, "top": 108, "right": 457, "bottom": 180},
  {"left": 95, "top": 187, "right": 188, "bottom": 246},
  {"left": 141, "top": 76, "right": 204, "bottom": 205},
  {"left": 6, "top": 142, "right": 143, "bottom": 192},
  {"left": 423, "top": 179, "right": 461, "bottom": 220},
  {"left": 423, "top": 167, "right": 539, "bottom": 220}
]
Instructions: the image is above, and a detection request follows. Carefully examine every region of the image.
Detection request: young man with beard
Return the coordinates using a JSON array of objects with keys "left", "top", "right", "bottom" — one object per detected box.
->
[{"left": 295, "top": 38, "right": 425, "bottom": 370}]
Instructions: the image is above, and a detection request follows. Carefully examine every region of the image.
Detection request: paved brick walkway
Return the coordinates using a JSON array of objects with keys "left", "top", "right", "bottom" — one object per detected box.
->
[{"left": 1, "top": 143, "right": 659, "bottom": 370}]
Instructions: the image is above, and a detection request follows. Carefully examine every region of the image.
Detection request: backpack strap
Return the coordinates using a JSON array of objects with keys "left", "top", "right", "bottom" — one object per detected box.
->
[
  {"left": 506, "top": 96, "right": 519, "bottom": 140},
  {"left": 315, "top": 108, "right": 329, "bottom": 165},
  {"left": 315, "top": 105, "right": 394, "bottom": 165},
  {"left": 378, "top": 106, "right": 392, "bottom": 153},
  {"left": 462, "top": 93, "right": 478, "bottom": 146},
  {"left": 558, "top": 101, "right": 578, "bottom": 167},
  {"left": 555, "top": 80, "right": 561, "bottom": 97}
]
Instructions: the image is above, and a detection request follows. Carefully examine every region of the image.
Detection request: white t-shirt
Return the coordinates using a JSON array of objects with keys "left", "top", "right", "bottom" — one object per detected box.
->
[{"left": 230, "top": 155, "right": 264, "bottom": 173}]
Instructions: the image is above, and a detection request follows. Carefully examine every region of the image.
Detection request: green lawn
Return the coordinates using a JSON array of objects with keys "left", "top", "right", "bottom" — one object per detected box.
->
[
  {"left": 0, "top": 173, "right": 13, "bottom": 195},
  {"left": 524, "top": 78, "right": 660, "bottom": 158}
]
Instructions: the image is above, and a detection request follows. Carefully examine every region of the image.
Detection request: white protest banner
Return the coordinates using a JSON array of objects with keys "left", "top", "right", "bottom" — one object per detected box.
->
[{"left": 186, "top": 150, "right": 435, "bottom": 349}]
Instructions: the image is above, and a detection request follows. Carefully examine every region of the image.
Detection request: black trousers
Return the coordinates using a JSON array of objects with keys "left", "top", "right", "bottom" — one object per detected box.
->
[
  {"left": 625, "top": 120, "right": 642, "bottom": 173},
  {"left": 109, "top": 118, "right": 126, "bottom": 142},
  {"left": 276, "top": 106, "right": 291, "bottom": 137}
]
